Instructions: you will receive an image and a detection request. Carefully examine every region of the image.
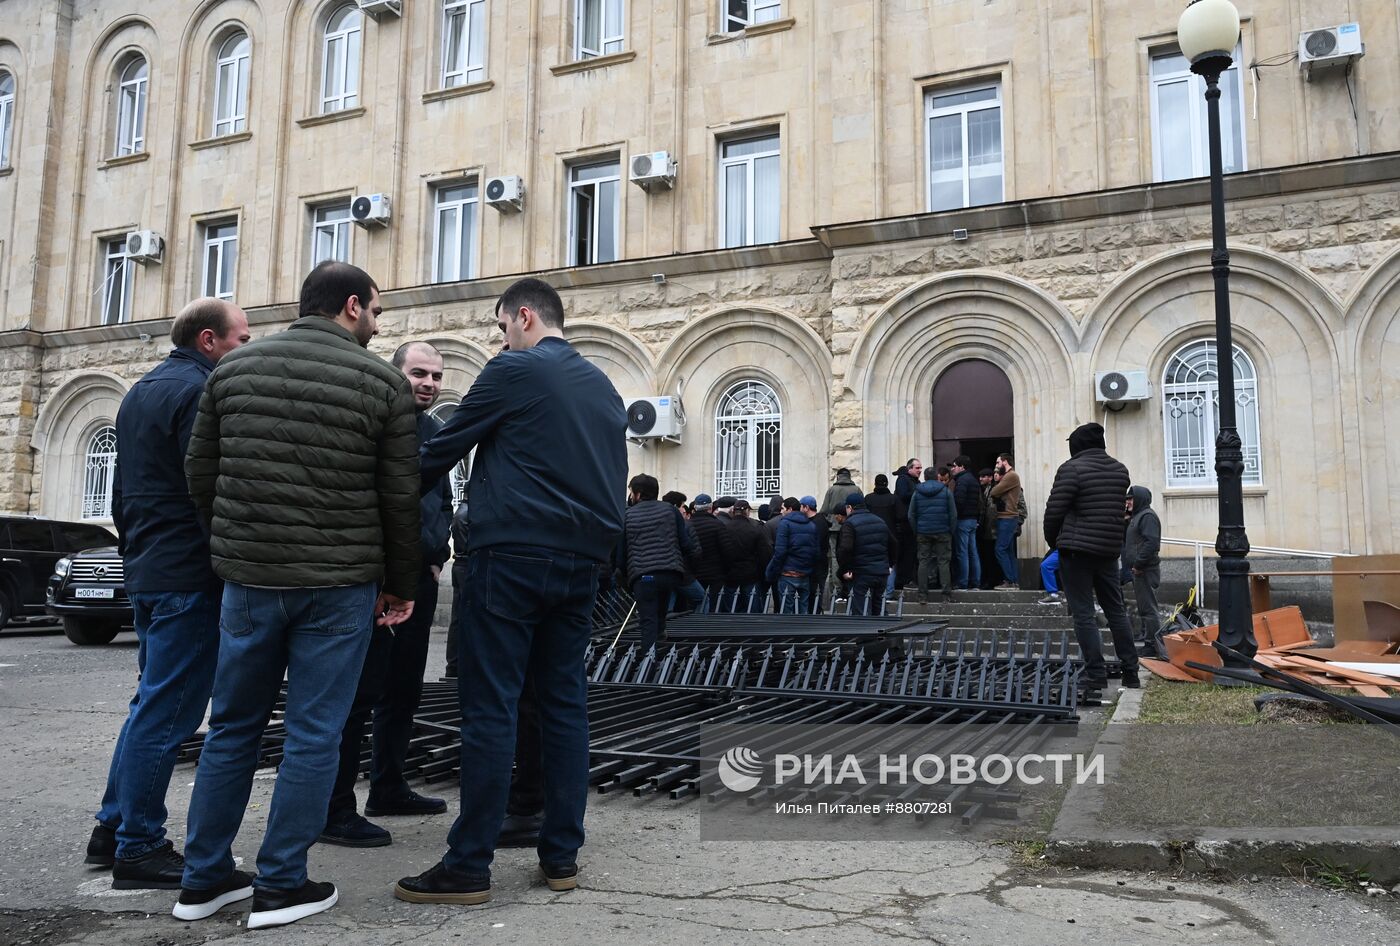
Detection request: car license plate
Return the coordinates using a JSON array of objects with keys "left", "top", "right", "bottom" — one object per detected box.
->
[{"left": 75, "top": 588, "right": 115, "bottom": 600}]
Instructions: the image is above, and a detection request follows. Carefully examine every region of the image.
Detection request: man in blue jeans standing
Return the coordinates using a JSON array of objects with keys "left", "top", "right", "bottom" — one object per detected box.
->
[
  {"left": 396, "top": 277, "right": 627, "bottom": 905},
  {"left": 85, "top": 298, "right": 250, "bottom": 889},
  {"left": 949, "top": 456, "right": 983, "bottom": 590},
  {"left": 177, "top": 261, "right": 422, "bottom": 930}
]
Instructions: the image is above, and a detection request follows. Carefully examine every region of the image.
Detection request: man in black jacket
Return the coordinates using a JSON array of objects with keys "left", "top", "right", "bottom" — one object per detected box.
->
[
  {"left": 399, "top": 278, "right": 627, "bottom": 905},
  {"left": 686, "top": 494, "right": 729, "bottom": 609},
  {"left": 865, "top": 474, "right": 906, "bottom": 600},
  {"left": 618, "top": 474, "right": 700, "bottom": 645},
  {"left": 892, "top": 462, "right": 921, "bottom": 591},
  {"left": 1043, "top": 423, "right": 1139, "bottom": 689},
  {"left": 1123, "top": 486, "right": 1163, "bottom": 646},
  {"left": 838, "top": 494, "right": 897, "bottom": 616},
  {"left": 87, "top": 298, "right": 250, "bottom": 890},
  {"left": 948, "top": 456, "right": 983, "bottom": 590},
  {"left": 720, "top": 500, "right": 772, "bottom": 613},
  {"left": 322, "top": 342, "right": 454, "bottom": 848}
]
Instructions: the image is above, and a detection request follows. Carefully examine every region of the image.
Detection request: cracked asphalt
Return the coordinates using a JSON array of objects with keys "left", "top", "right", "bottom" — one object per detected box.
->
[{"left": 4, "top": 609, "right": 1400, "bottom": 946}]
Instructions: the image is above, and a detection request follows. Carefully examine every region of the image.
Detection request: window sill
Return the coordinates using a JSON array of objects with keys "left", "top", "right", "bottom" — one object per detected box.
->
[
  {"left": 550, "top": 50, "right": 636, "bottom": 77},
  {"left": 708, "top": 17, "right": 796, "bottom": 45},
  {"left": 1162, "top": 486, "right": 1269, "bottom": 499},
  {"left": 422, "top": 80, "right": 495, "bottom": 104},
  {"left": 189, "top": 131, "right": 253, "bottom": 151},
  {"left": 296, "top": 106, "right": 366, "bottom": 128},
  {"left": 98, "top": 152, "right": 150, "bottom": 170}
]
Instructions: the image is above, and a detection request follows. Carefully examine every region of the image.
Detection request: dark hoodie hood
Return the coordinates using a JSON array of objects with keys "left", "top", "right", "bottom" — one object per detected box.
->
[
  {"left": 915, "top": 480, "right": 949, "bottom": 498},
  {"left": 1128, "top": 485, "right": 1153, "bottom": 511},
  {"left": 1068, "top": 422, "right": 1107, "bottom": 457},
  {"left": 833, "top": 471, "right": 855, "bottom": 485}
]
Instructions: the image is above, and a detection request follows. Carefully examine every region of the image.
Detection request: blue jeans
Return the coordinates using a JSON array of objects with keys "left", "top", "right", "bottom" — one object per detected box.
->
[
  {"left": 183, "top": 581, "right": 376, "bottom": 892},
  {"left": 954, "top": 520, "right": 981, "bottom": 589},
  {"left": 444, "top": 546, "right": 598, "bottom": 876},
  {"left": 775, "top": 576, "right": 809, "bottom": 613},
  {"left": 850, "top": 576, "right": 886, "bottom": 615},
  {"left": 1040, "top": 550, "right": 1061, "bottom": 594},
  {"left": 96, "top": 590, "right": 221, "bottom": 859},
  {"left": 995, "top": 519, "right": 1020, "bottom": 583},
  {"left": 670, "top": 578, "right": 706, "bottom": 613}
]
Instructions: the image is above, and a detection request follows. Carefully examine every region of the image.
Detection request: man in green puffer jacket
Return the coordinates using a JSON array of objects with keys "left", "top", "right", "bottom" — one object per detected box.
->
[{"left": 178, "top": 261, "right": 421, "bottom": 931}]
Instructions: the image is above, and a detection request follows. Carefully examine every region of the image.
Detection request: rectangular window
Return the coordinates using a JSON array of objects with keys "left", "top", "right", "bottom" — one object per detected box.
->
[
  {"left": 568, "top": 159, "right": 620, "bottom": 266},
  {"left": 100, "top": 238, "right": 134, "bottom": 326},
  {"left": 312, "top": 203, "right": 352, "bottom": 265},
  {"left": 202, "top": 220, "right": 238, "bottom": 301},
  {"left": 576, "top": 0, "right": 625, "bottom": 60},
  {"left": 433, "top": 181, "right": 479, "bottom": 282},
  {"left": 925, "top": 82, "right": 1004, "bottom": 212},
  {"left": 725, "top": 0, "right": 781, "bottom": 32},
  {"left": 1150, "top": 46, "right": 1246, "bottom": 182},
  {"left": 719, "top": 133, "right": 780, "bottom": 249},
  {"left": 442, "top": 0, "right": 487, "bottom": 88}
]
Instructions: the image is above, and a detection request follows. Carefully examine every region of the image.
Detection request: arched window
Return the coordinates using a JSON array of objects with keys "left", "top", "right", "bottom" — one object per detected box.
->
[
  {"left": 429, "top": 402, "right": 471, "bottom": 504},
  {"left": 321, "top": 5, "right": 361, "bottom": 113},
  {"left": 1162, "top": 340, "right": 1261, "bottom": 487},
  {"left": 82, "top": 426, "right": 118, "bottom": 520},
  {"left": 714, "top": 380, "right": 782, "bottom": 500},
  {"left": 0, "top": 70, "right": 14, "bottom": 167},
  {"left": 213, "top": 32, "right": 251, "bottom": 137},
  {"left": 115, "top": 56, "right": 148, "bottom": 156}
]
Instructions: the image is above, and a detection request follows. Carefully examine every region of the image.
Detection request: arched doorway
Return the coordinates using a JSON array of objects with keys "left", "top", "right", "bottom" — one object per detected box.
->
[{"left": 931, "top": 359, "right": 1013, "bottom": 472}]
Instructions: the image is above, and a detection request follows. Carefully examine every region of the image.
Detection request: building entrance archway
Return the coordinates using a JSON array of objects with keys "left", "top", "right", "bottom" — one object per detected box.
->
[{"left": 931, "top": 359, "right": 1014, "bottom": 473}]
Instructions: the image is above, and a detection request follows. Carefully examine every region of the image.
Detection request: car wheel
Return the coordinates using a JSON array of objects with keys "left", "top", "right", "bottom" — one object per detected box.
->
[{"left": 62, "top": 617, "right": 121, "bottom": 645}]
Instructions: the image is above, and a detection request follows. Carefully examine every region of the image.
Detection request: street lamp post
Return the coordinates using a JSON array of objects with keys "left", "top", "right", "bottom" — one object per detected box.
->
[{"left": 1177, "top": 0, "right": 1257, "bottom": 666}]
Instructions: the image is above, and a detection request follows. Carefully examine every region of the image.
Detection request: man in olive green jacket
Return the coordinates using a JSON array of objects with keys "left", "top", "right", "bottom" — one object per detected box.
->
[{"left": 176, "top": 262, "right": 421, "bottom": 931}]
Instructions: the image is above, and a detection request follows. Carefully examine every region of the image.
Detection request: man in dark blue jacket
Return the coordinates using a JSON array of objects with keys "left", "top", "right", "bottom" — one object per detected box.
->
[
  {"left": 86, "top": 298, "right": 250, "bottom": 889},
  {"left": 948, "top": 456, "right": 983, "bottom": 590},
  {"left": 322, "top": 342, "right": 455, "bottom": 848},
  {"left": 908, "top": 468, "right": 957, "bottom": 602},
  {"left": 765, "top": 498, "right": 821, "bottom": 613},
  {"left": 837, "top": 494, "right": 897, "bottom": 616},
  {"left": 399, "top": 278, "right": 627, "bottom": 905}
]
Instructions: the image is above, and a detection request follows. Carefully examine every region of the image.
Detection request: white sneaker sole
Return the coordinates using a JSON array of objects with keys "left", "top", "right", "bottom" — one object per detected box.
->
[
  {"left": 246, "top": 887, "right": 339, "bottom": 930},
  {"left": 172, "top": 884, "right": 254, "bottom": 921}
]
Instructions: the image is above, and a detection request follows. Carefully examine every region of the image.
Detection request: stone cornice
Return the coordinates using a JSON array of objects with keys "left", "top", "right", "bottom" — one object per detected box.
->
[{"left": 811, "top": 151, "right": 1400, "bottom": 249}]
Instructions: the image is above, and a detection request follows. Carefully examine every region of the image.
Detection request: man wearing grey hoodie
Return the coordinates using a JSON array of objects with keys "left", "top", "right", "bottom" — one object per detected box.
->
[{"left": 1122, "top": 486, "right": 1162, "bottom": 646}]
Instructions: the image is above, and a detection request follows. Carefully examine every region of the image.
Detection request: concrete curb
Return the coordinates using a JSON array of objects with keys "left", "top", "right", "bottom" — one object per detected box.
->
[{"left": 1046, "top": 686, "right": 1400, "bottom": 883}]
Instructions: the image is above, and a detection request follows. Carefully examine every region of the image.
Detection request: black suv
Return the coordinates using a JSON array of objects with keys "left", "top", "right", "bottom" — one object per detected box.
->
[
  {"left": 0, "top": 516, "right": 123, "bottom": 642},
  {"left": 46, "top": 542, "right": 134, "bottom": 645}
]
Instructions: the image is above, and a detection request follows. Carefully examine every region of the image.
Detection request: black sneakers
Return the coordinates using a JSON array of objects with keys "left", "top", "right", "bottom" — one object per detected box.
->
[
  {"left": 394, "top": 861, "right": 491, "bottom": 905},
  {"left": 1120, "top": 671, "right": 1142, "bottom": 689},
  {"left": 85, "top": 824, "right": 116, "bottom": 868},
  {"left": 247, "top": 880, "right": 339, "bottom": 930},
  {"left": 172, "top": 870, "right": 254, "bottom": 922},
  {"left": 111, "top": 840, "right": 185, "bottom": 890},
  {"left": 540, "top": 863, "right": 579, "bottom": 892},
  {"left": 365, "top": 789, "right": 448, "bottom": 817},
  {"left": 318, "top": 812, "right": 392, "bottom": 848}
]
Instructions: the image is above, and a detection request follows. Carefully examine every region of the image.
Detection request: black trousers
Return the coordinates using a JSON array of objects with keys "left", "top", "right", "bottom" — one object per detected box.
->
[
  {"left": 632, "top": 573, "right": 678, "bottom": 650},
  {"left": 327, "top": 568, "right": 438, "bottom": 819},
  {"left": 1059, "top": 550, "right": 1139, "bottom": 683}
]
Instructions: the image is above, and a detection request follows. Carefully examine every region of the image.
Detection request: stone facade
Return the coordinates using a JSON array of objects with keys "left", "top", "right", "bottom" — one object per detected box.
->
[{"left": 2, "top": 0, "right": 1400, "bottom": 560}]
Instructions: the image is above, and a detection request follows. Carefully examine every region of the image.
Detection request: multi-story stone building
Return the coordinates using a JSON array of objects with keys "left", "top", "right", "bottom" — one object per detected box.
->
[{"left": 2, "top": 0, "right": 1398, "bottom": 559}]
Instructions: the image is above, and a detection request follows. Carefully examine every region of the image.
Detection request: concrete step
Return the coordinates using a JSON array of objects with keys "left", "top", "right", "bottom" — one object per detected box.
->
[
  {"left": 902, "top": 601, "right": 1077, "bottom": 616},
  {"left": 904, "top": 613, "right": 1077, "bottom": 631}
]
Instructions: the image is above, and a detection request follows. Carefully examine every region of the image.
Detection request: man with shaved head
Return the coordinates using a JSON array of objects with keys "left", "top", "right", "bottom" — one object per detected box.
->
[{"left": 85, "top": 298, "right": 251, "bottom": 889}]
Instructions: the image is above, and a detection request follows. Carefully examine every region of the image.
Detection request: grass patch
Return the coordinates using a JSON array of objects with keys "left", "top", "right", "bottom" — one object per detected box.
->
[
  {"left": 1137, "top": 677, "right": 1274, "bottom": 724},
  {"left": 1299, "top": 858, "right": 1373, "bottom": 892}
]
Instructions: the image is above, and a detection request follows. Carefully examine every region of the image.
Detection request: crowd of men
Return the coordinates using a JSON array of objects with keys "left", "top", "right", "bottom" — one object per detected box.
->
[{"left": 83, "top": 262, "right": 1162, "bottom": 929}]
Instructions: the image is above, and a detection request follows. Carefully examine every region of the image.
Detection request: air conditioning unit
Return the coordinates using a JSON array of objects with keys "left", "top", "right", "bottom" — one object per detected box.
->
[
  {"left": 485, "top": 176, "right": 525, "bottom": 213},
  {"left": 351, "top": 193, "right": 391, "bottom": 228},
  {"left": 357, "top": 0, "right": 402, "bottom": 19},
  {"left": 123, "top": 229, "right": 163, "bottom": 264},
  {"left": 626, "top": 396, "right": 684, "bottom": 444},
  {"left": 1095, "top": 370, "right": 1151, "bottom": 408},
  {"left": 629, "top": 151, "right": 677, "bottom": 192},
  {"left": 1299, "top": 23, "right": 1364, "bottom": 73}
]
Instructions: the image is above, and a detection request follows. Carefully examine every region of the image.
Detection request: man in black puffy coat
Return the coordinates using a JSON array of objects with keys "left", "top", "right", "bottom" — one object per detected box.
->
[
  {"left": 837, "top": 493, "right": 897, "bottom": 616},
  {"left": 686, "top": 495, "right": 730, "bottom": 609},
  {"left": 1043, "top": 423, "right": 1139, "bottom": 689},
  {"left": 619, "top": 475, "right": 700, "bottom": 648},
  {"left": 721, "top": 500, "right": 774, "bottom": 612}
]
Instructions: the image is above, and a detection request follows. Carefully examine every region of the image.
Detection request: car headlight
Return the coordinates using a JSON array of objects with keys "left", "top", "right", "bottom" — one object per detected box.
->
[{"left": 54, "top": 557, "right": 72, "bottom": 579}]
